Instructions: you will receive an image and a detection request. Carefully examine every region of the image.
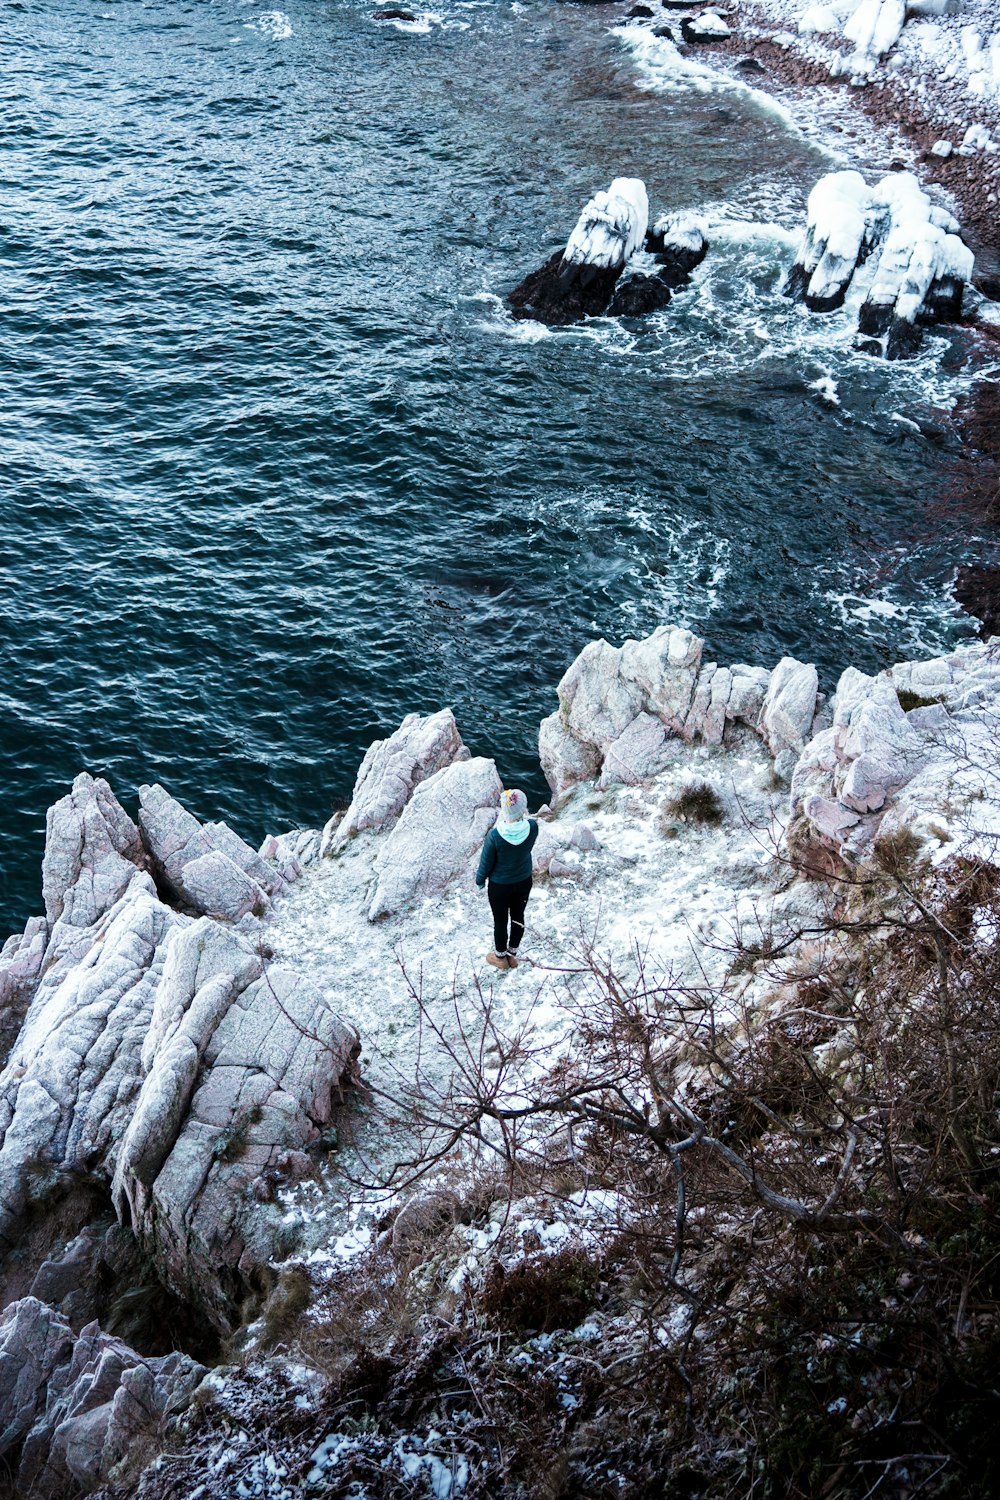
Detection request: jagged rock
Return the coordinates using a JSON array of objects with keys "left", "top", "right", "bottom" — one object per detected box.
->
[
  {"left": 0, "top": 1297, "right": 202, "bottom": 1498},
  {"left": 608, "top": 272, "right": 674, "bottom": 316},
  {"left": 138, "top": 783, "right": 279, "bottom": 920},
  {"left": 0, "top": 877, "right": 183, "bottom": 1260},
  {"left": 42, "top": 773, "right": 146, "bottom": 933},
  {"left": 646, "top": 210, "right": 709, "bottom": 286},
  {"left": 508, "top": 178, "right": 649, "bottom": 325},
  {"left": 259, "top": 827, "right": 322, "bottom": 883},
  {"left": 784, "top": 170, "right": 973, "bottom": 358},
  {"left": 112, "top": 918, "right": 358, "bottom": 1327},
  {"left": 322, "top": 708, "right": 469, "bottom": 856},
  {"left": 0, "top": 916, "right": 48, "bottom": 1063},
  {"left": 760, "top": 658, "right": 819, "bottom": 757},
  {"left": 368, "top": 758, "right": 503, "bottom": 920},
  {"left": 540, "top": 627, "right": 776, "bottom": 797}
]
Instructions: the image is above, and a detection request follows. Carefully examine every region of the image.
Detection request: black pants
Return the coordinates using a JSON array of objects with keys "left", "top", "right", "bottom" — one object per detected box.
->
[{"left": 487, "top": 877, "right": 532, "bottom": 955}]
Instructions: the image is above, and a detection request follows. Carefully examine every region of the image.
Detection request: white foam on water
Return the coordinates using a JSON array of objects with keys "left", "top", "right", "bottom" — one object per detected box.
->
[
  {"left": 615, "top": 23, "right": 808, "bottom": 139},
  {"left": 822, "top": 574, "right": 978, "bottom": 660},
  {"left": 244, "top": 9, "right": 292, "bottom": 38}
]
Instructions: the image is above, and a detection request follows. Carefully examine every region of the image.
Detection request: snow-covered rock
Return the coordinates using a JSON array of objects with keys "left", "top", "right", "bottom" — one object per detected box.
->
[
  {"left": 367, "top": 757, "right": 503, "bottom": 919},
  {"left": 681, "top": 9, "right": 731, "bottom": 40},
  {"left": 509, "top": 178, "right": 650, "bottom": 324},
  {"left": 784, "top": 169, "right": 974, "bottom": 357},
  {"left": 842, "top": 0, "right": 905, "bottom": 63},
  {"left": 0, "top": 1296, "right": 203, "bottom": 1497},
  {"left": 322, "top": 708, "right": 469, "bottom": 855}
]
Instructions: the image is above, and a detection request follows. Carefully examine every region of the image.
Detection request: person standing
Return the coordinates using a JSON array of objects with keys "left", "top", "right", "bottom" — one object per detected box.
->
[{"left": 475, "top": 788, "right": 539, "bottom": 970}]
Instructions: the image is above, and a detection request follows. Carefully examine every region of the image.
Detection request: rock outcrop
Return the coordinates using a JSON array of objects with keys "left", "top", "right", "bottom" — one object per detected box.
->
[
  {"left": 321, "top": 708, "right": 469, "bottom": 855},
  {"left": 783, "top": 169, "right": 973, "bottom": 357},
  {"left": 138, "top": 782, "right": 285, "bottom": 921},
  {"left": 0, "top": 1296, "right": 203, "bottom": 1498},
  {"left": 368, "top": 757, "right": 503, "bottom": 919},
  {"left": 0, "top": 778, "right": 358, "bottom": 1336},
  {"left": 538, "top": 626, "right": 770, "bottom": 798},
  {"left": 508, "top": 177, "right": 650, "bottom": 324}
]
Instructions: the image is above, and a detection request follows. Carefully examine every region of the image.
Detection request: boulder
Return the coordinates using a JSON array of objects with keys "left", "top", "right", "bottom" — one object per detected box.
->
[
  {"left": 321, "top": 708, "right": 469, "bottom": 855},
  {"left": 137, "top": 783, "right": 278, "bottom": 920},
  {"left": 0, "top": 1297, "right": 203, "bottom": 1498},
  {"left": 760, "top": 658, "right": 819, "bottom": 757},
  {"left": 367, "top": 758, "right": 503, "bottom": 920},
  {"left": 508, "top": 178, "right": 649, "bottom": 325}
]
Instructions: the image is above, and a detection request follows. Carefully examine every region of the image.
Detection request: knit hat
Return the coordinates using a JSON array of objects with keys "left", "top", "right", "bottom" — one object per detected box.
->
[{"left": 500, "top": 788, "right": 528, "bottom": 823}]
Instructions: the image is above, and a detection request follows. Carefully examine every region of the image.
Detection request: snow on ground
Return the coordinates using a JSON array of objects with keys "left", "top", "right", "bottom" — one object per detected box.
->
[{"left": 263, "top": 736, "right": 824, "bottom": 1252}]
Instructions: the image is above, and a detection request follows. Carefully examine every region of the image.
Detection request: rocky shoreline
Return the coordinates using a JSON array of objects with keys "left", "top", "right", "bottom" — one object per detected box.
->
[{"left": 3, "top": 614, "right": 1000, "bottom": 1493}]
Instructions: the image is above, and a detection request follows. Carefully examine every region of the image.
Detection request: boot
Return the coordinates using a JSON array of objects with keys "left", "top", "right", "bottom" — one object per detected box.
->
[
  {"left": 505, "top": 950, "right": 519, "bottom": 969},
  {"left": 485, "top": 951, "right": 509, "bottom": 969}
]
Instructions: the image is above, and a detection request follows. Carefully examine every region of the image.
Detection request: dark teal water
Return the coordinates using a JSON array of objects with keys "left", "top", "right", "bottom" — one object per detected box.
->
[{"left": 0, "top": 0, "right": 984, "bottom": 938}]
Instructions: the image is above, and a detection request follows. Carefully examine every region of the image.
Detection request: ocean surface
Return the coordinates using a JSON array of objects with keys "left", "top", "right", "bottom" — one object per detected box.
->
[{"left": 0, "top": 0, "right": 989, "bottom": 938}]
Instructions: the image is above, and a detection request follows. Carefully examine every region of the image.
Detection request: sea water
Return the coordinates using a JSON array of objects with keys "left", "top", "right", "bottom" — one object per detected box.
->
[{"left": 0, "top": 0, "right": 988, "bottom": 936}]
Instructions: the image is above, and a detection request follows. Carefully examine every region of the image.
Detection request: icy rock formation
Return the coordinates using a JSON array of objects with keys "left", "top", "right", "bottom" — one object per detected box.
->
[
  {"left": 608, "top": 211, "right": 709, "bottom": 316},
  {"left": 0, "top": 1296, "right": 203, "bottom": 1498},
  {"left": 321, "top": 708, "right": 469, "bottom": 856},
  {"left": 368, "top": 757, "right": 503, "bottom": 919},
  {"left": 508, "top": 178, "right": 649, "bottom": 325},
  {"left": 797, "top": 0, "right": 905, "bottom": 72},
  {"left": 138, "top": 783, "right": 283, "bottom": 921},
  {"left": 538, "top": 626, "right": 771, "bottom": 798},
  {"left": 783, "top": 169, "right": 973, "bottom": 357}
]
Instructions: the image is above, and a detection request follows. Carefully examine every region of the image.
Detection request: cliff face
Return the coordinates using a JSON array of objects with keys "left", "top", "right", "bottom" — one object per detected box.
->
[{"left": 2, "top": 624, "right": 1000, "bottom": 1496}]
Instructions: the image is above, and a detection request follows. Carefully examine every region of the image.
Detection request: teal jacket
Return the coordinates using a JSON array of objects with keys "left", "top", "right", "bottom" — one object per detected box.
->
[{"left": 476, "top": 821, "right": 539, "bottom": 886}]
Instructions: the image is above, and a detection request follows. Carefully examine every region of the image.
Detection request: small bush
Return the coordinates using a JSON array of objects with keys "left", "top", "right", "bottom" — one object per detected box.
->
[
  {"left": 480, "top": 1250, "right": 601, "bottom": 1334},
  {"left": 661, "top": 781, "right": 724, "bottom": 829},
  {"left": 897, "top": 688, "right": 943, "bottom": 713}
]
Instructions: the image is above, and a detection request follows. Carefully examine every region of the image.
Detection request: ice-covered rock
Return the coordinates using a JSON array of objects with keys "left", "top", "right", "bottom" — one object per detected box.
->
[
  {"left": 367, "top": 757, "right": 503, "bottom": 920},
  {"left": 322, "top": 708, "right": 469, "bottom": 855},
  {"left": 782, "top": 170, "right": 876, "bottom": 312},
  {"left": 645, "top": 210, "right": 709, "bottom": 285},
  {"left": 784, "top": 169, "right": 973, "bottom": 357},
  {"left": 138, "top": 783, "right": 280, "bottom": 920},
  {"left": 0, "top": 1296, "right": 203, "bottom": 1498},
  {"left": 508, "top": 178, "right": 649, "bottom": 325}
]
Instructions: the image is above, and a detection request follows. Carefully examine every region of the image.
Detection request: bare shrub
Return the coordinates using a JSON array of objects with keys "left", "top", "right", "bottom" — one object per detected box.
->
[{"left": 660, "top": 781, "right": 724, "bottom": 829}]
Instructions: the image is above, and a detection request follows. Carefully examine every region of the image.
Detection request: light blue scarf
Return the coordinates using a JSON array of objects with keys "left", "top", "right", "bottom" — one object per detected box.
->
[{"left": 496, "top": 817, "right": 531, "bottom": 845}]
